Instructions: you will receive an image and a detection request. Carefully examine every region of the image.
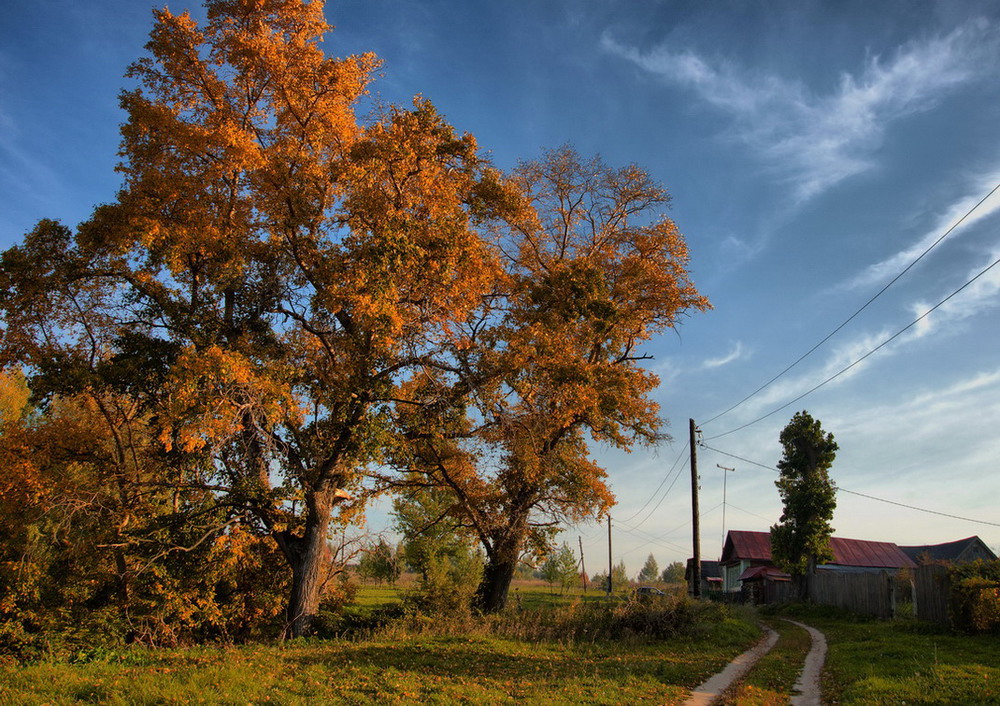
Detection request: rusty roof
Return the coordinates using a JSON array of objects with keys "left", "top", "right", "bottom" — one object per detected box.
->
[
  {"left": 722, "top": 530, "right": 773, "bottom": 563},
  {"left": 722, "top": 530, "right": 916, "bottom": 569}
]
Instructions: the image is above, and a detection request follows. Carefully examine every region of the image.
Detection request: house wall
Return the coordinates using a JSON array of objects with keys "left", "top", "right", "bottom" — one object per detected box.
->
[{"left": 722, "top": 560, "right": 750, "bottom": 592}]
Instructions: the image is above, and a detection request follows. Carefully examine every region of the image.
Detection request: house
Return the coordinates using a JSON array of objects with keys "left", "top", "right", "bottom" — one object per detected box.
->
[
  {"left": 900, "top": 536, "right": 997, "bottom": 565},
  {"left": 685, "top": 559, "right": 723, "bottom": 595},
  {"left": 719, "top": 530, "right": 774, "bottom": 593},
  {"left": 719, "top": 530, "right": 916, "bottom": 593}
]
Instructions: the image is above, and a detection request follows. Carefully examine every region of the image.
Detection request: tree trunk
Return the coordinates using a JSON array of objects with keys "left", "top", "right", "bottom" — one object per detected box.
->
[
  {"left": 475, "top": 555, "right": 517, "bottom": 613},
  {"left": 474, "top": 527, "right": 525, "bottom": 613},
  {"left": 277, "top": 486, "right": 336, "bottom": 639}
]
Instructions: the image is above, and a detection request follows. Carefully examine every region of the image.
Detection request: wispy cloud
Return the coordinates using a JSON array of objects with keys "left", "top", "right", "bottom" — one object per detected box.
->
[
  {"left": 906, "top": 245, "right": 1000, "bottom": 340},
  {"left": 706, "top": 251, "right": 1000, "bottom": 434},
  {"left": 602, "top": 19, "right": 997, "bottom": 203},
  {"left": 846, "top": 169, "right": 1000, "bottom": 290},
  {"left": 703, "top": 341, "right": 748, "bottom": 369}
]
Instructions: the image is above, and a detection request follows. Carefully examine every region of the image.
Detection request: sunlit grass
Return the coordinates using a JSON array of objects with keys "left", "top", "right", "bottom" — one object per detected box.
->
[
  {"left": 770, "top": 604, "right": 1000, "bottom": 704},
  {"left": 0, "top": 591, "right": 758, "bottom": 705},
  {"left": 0, "top": 629, "right": 754, "bottom": 705},
  {"left": 717, "top": 619, "right": 811, "bottom": 706}
]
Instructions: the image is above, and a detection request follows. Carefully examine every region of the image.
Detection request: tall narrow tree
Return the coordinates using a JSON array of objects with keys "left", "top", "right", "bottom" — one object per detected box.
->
[{"left": 770, "top": 411, "right": 838, "bottom": 598}]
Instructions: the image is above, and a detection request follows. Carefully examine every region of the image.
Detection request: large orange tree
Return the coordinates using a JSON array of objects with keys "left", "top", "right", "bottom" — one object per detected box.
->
[
  {"left": 0, "top": 0, "right": 511, "bottom": 637},
  {"left": 392, "top": 148, "right": 710, "bottom": 613}
]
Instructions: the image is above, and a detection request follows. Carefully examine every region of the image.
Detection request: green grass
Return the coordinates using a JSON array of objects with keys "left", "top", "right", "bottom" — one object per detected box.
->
[
  {"left": 717, "top": 619, "right": 811, "bottom": 706},
  {"left": 771, "top": 604, "right": 1000, "bottom": 704},
  {"left": 0, "top": 628, "right": 754, "bottom": 705},
  {"left": 0, "top": 591, "right": 758, "bottom": 705}
]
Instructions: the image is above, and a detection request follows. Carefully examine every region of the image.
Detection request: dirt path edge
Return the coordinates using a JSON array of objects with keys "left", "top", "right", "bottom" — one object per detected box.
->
[
  {"left": 681, "top": 625, "right": 779, "bottom": 705},
  {"left": 784, "top": 618, "right": 827, "bottom": 706}
]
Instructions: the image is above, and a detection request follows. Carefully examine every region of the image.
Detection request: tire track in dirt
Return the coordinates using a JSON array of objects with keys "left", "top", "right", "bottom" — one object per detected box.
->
[
  {"left": 681, "top": 626, "right": 779, "bottom": 705},
  {"left": 784, "top": 619, "right": 827, "bottom": 706},
  {"left": 682, "top": 618, "right": 828, "bottom": 705}
]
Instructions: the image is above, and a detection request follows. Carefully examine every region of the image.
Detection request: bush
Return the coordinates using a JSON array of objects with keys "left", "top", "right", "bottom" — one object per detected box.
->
[
  {"left": 952, "top": 577, "right": 1000, "bottom": 634},
  {"left": 948, "top": 559, "right": 1000, "bottom": 634},
  {"left": 404, "top": 548, "right": 483, "bottom": 617}
]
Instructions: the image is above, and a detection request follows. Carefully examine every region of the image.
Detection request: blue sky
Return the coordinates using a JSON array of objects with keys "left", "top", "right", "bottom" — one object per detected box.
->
[{"left": 3, "top": 0, "right": 999, "bottom": 577}]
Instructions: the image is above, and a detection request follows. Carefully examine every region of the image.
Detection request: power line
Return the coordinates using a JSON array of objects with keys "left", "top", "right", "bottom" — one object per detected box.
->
[
  {"left": 616, "top": 441, "right": 689, "bottom": 525},
  {"left": 700, "top": 442, "right": 1000, "bottom": 529},
  {"left": 702, "top": 181, "right": 1000, "bottom": 428},
  {"left": 614, "top": 520, "right": 692, "bottom": 556},
  {"left": 706, "top": 250, "right": 1000, "bottom": 440}
]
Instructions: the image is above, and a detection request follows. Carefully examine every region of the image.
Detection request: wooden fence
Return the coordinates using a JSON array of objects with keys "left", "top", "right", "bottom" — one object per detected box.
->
[
  {"left": 808, "top": 569, "right": 896, "bottom": 619},
  {"left": 912, "top": 564, "right": 950, "bottom": 625}
]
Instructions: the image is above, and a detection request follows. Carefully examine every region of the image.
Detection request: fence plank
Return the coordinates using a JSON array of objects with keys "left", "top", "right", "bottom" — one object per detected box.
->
[
  {"left": 808, "top": 570, "right": 894, "bottom": 619},
  {"left": 913, "top": 564, "right": 950, "bottom": 625}
]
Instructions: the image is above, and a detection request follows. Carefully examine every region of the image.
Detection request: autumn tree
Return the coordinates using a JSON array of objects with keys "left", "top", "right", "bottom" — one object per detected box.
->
[
  {"left": 0, "top": 0, "right": 513, "bottom": 637},
  {"left": 770, "top": 411, "right": 838, "bottom": 598},
  {"left": 393, "top": 147, "right": 710, "bottom": 613},
  {"left": 0, "top": 372, "right": 289, "bottom": 652}
]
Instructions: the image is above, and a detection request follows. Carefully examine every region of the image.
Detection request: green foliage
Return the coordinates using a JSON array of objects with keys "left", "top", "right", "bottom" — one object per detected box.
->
[
  {"left": 660, "top": 561, "right": 685, "bottom": 583},
  {"left": 948, "top": 559, "right": 1000, "bottom": 634},
  {"left": 770, "top": 411, "right": 838, "bottom": 578},
  {"left": 592, "top": 560, "right": 630, "bottom": 593},
  {"left": 357, "top": 539, "right": 402, "bottom": 586},
  {"left": 637, "top": 553, "right": 659, "bottom": 583},
  {"left": 539, "top": 543, "right": 579, "bottom": 594},
  {"left": 409, "top": 548, "right": 484, "bottom": 616}
]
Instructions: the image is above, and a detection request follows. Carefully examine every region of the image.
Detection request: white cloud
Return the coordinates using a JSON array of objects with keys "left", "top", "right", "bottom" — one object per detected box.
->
[
  {"left": 602, "top": 19, "right": 997, "bottom": 203},
  {"left": 847, "top": 169, "right": 1000, "bottom": 290},
  {"left": 907, "top": 246, "right": 1000, "bottom": 338},
  {"left": 702, "top": 341, "right": 748, "bottom": 369}
]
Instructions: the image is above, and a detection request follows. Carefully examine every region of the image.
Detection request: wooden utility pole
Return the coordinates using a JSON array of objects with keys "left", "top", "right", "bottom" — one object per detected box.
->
[
  {"left": 607, "top": 515, "right": 613, "bottom": 596},
  {"left": 578, "top": 535, "right": 588, "bottom": 592},
  {"left": 689, "top": 419, "right": 701, "bottom": 598}
]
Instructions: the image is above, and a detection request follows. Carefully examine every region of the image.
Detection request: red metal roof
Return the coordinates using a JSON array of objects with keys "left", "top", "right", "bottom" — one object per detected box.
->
[
  {"left": 738, "top": 565, "right": 791, "bottom": 582},
  {"left": 722, "top": 530, "right": 916, "bottom": 569},
  {"left": 722, "top": 530, "right": 773, "bottom": 563},
  {"left": 829, "top": 537, "right": 916, "bottom": 569}
]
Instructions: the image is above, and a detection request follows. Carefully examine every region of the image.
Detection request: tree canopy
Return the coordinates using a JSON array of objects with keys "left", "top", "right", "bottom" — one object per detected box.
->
[
  {"left": 388, "top": 147, "right": 710, "bottom": 612},
  {"left": 638, "top": 554, "right": 659, "bottom": 583},
  {"left": 0, "top": 0, "right": 709, "bottom": 642},
  {"left": 770, "top": 411, "right": 838, "bottom": 585},
  {"left": 0, "top": 0, "right": 515, "bottom": 639}
]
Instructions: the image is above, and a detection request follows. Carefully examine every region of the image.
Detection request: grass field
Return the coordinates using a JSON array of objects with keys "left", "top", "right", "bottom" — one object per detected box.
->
[
  {"left": 0, "top": 582, "right": 758, "bottom": 705},
  {"left": 759, "top": 604, "right": 1000, "bottom": 705},
  {"left": 811, "top": 613, "right": 1000, "bottom": 704},
  {"left": 6, "top": 583, "right": 1000, "bottom": 704}
]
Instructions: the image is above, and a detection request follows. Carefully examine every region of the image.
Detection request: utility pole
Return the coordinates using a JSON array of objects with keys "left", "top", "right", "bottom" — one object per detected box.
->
[
  {"left": 578, "top": 535, "right": 588, "bottom": 593},
  {"left": 689, "top": 419, "right": 701, "bottom": 598},
  {"left": 607, "top": 515, "right": 613, "bottom": 596},
  {"left": 719, "top": 464, "right": 736, "bottom": 550}
]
